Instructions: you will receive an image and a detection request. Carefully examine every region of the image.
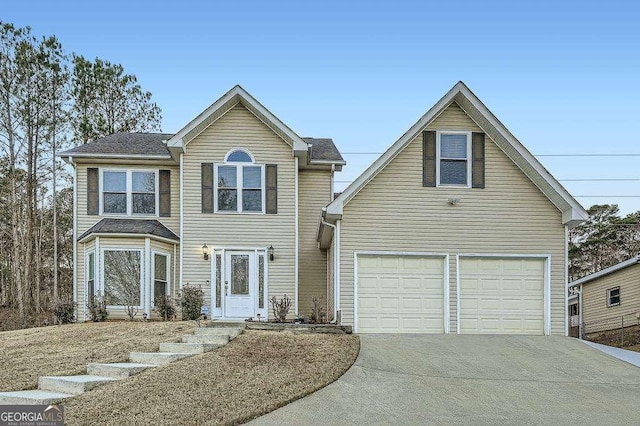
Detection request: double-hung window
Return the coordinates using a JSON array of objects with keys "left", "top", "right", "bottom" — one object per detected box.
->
[
  {"left": 215, "top": 149, "right": 265, "bottom": 213},
  {"left": 101, "top": 169, "right": 158, "bottom": 215},
  {"left": 437, "top": 132, "right": 471, "bottom": 187},
  {"left": 607, "top": 287, "right": 621, "bottom": 307},
  {"left": 153, "top": 253, "right": 170, "bottom": 304},
  {"left": 87, "top": 251, "right": 95, "bottom": 301}
]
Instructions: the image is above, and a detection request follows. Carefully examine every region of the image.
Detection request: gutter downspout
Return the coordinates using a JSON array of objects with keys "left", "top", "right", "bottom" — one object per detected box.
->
[
  {"left": 579, "top": 285, "right": 584, "bottom": 339},
  {"left": 71, "top": 157, "right": 78, "bottom": 319},
  {"left": 321, "top": 216, "right": 338, "bottom": 323}
]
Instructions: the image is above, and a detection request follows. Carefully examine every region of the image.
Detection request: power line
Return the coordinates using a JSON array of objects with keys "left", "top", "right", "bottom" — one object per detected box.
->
[
  {"left": 334, "top": 178, "right": 640, "bottom": 184},
  {"left": 575, "top": 196, "right": 640, "bottom": 198},
  {"left": 341, "top": 152, "right": 640, "bottom": 157}
]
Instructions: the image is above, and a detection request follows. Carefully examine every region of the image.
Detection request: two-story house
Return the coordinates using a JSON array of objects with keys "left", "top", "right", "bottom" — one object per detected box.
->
[{"left": 62, "top": 82, "right": 587, "bottom": 335}]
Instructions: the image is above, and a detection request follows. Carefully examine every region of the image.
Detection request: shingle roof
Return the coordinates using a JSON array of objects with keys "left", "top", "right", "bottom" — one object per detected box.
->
[
  {"left": 78, "top": 218, "right": 180, "bottom": 242},
  {"left": 60, "top": 132, "right": 174, "bottom": 157},
  {"left": 303, "top": 138, "right": 345, "bottom": 163}
]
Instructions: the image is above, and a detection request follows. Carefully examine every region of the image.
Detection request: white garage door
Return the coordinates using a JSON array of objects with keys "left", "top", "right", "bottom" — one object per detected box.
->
[
  {"left": 357, "top": 255, "right": 445, "bottom": 333},
  {"left": 459, "top": 257, "right": 545, "bottom": 335}
]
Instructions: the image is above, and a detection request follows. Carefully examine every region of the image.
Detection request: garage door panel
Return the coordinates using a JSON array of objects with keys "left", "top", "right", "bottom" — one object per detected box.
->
[
  {"left": 459, "top": 258, "right": 544, "bottom": 335},
  {"left": 357, "top": 255, "right": 445, "bottom": 334}
]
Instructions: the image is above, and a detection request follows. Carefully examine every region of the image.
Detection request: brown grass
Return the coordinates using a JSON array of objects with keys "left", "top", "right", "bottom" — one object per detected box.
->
[
  {"left": 64, "top": 330, "right": 360, "bottom": 426},
  {"left": 0, "top": 321, "right": 193, "bottom": 392},
  {"left": 586, "top": 323, "right": 640, "bottom": 352}
]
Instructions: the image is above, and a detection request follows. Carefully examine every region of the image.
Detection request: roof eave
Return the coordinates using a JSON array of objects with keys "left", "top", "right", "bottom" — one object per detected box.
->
[
  {"left": 78, "top": 232, "right": 179, "bottom": 245},
  {"left": 568, "top": 256, "right": 640, "bottom": 288}
]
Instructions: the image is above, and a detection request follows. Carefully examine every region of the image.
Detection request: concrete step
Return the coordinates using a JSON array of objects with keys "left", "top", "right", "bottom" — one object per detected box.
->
[
  {"left": 38, "top": 375, "right": 118, "bottom": 396},
  {"left": 159, "top": 342, "right": 221, "bottom": 354},
  {"left": 207, "top": 321, "right": 247, "bottom": 329},
  {"left": 0, "top": 390, "right": 74, "bottom": 405},
  {"left": 182, "top": 334, "right": 229, "bottom": 345},
  {"left": 194, "top": 327, "right": 243, "bottom": 339},
  {"left": 86, "top": 362, "right": 157, "bottom": 379},
  {"left": 129, "top": 351, "right": 194, "bottom": 365}
]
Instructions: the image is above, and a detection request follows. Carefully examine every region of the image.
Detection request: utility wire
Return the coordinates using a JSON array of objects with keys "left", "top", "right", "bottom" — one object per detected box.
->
[{"left": 341, "top": 152, "right": 640, "bottom": 157}]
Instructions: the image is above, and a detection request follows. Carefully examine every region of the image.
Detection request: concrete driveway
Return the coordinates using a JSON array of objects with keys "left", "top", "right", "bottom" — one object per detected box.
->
[{"left": 250, "top": 334, "right": 640, "bottom": 425}]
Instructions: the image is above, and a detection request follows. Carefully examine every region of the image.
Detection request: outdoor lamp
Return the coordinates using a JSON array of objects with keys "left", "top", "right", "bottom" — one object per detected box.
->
[
  {"left": 202, "top": 243, "right": 210, "bottom": 261},
  {"left": 268, "top": 245, "right": 274, "bottom": 261}
]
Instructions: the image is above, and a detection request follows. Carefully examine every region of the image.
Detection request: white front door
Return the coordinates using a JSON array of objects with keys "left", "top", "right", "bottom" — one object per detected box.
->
[{"left": 224, "top": 251, "right": 256, "bottom": 318}]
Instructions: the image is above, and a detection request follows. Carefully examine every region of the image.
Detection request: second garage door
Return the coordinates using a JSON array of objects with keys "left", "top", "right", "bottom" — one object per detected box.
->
[
  {"left": 458, "top": 257, "right": 545, "bottom": 335},
  {"left": 357, "top": 255, "right": 446, "bottom": 333}
]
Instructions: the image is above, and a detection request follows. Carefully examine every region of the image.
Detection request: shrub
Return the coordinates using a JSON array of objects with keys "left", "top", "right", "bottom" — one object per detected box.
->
[
  {"left": 87, "top": 296, "right": 108, "bottom": 322},
  {"left": 270, "top": 294, "right": 292, "bottom": 322},
  {"left": 154, "top": 294, "right": 177, "bottom": 321},
  {"left": 309, "top": 296, "right": 327, "bottom": 324},
  {"left": 180, "top": 284, "right": 204, "bottom": 320},
  {"left": 52, "top": 300, "right": 76, "bottom": 324}
]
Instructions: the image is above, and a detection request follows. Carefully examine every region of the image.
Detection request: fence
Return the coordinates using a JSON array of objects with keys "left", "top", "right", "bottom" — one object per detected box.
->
[{"left": 582, "top": 313, "right": 640, "bottom": 348}]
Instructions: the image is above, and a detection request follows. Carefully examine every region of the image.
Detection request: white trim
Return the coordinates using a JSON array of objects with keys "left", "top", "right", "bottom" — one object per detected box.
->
[
  {"left": 336, "top": 219, "right": 341, "bottom": 323},
  {"left": 179, "top": 152, "right": 184, "bottom": 290},
  {"left": 214, "top": 162, "right": 266, "bottom": 214},
  {"left": 564, "top": 225, "right": 569, "bottom": 336},
  {"left": 78, "top": 233, "right": 178, "bottom": 245},
  {"left": 144, "top": 238, "right": 151, "bottom": 316},
  {"left": 151, "top": 250, "right": 171, "bottom": 307},
  {"left": 353, "top": 251, "right": 449, "bottom": 334},
  {"left": 456, "top": 253, "right": 552, "bottom": 336},
  {"left": 72, "top": 160, "right": 77, "bottom": 316},
  {"left": 325, "top": 81, "right": 587, "bottom": 226},
  {"left": 294, "top": 156, "right": 299, "bottom": 316},
  {"left": 99, "top": 168, "right": 160, "bottom": 217},
  {"left": 568, "top": 256, "right": 640, "bottom": 288},
  {"left": 166, "top": 85, "right": 308, "bottom": 153},
  {"left": 224, "top": 147, "right": 255, "bottom": 163},
  {"left": 85, "top": 248, "right": 96, "bottom": 310},
  {"left": 100, "top": 247, "right": 145, "bottom": 310},
  {"left": 436, "top": 131, "right": 472, "bottom": 188}
]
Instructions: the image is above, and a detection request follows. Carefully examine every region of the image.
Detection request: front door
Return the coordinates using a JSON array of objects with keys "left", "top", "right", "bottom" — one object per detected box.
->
[{"left": 224, "top": 251, "right": 256, "bottom": 318}]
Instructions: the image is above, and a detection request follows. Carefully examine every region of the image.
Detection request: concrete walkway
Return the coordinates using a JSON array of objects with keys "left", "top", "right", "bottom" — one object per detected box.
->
[
  {"left": 251, "top": 334, "right": 640, "bottom": 425},
  {"left": 581, "top": 339, "right": 640, "bottom": 368}
]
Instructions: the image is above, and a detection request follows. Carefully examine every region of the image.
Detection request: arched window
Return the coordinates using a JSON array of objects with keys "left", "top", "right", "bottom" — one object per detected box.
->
[{"left": 215, "top": 149, "right": 264, "bottom": 213}]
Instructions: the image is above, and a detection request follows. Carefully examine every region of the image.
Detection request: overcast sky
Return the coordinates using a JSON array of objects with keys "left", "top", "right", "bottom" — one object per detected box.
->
[{"left": 4, "top": 0, "right": 640, "bottom": 214}]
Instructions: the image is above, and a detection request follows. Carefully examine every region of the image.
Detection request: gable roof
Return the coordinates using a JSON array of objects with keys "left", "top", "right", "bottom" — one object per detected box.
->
[
  {"left": 60, "top": 132, "right": 173, "bottom": 159},
  {"left": 166, "top": 85, "right": 309, "bottom": 155},
  {"left": 324, "top": 81, "right": 588, "bottom": 227},
  {"left": 568, "top": 256, "right": 640, "bottom": 288},
  {"left": 78, "top": 218, "right": 180, "bottom": 243}
]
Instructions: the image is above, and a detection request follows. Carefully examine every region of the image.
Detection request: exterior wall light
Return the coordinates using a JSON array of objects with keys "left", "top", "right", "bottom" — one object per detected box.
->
[
  {"left": 268, "top": 245, "right": 274, "bottom": 261},
  {"left": 202, "top": 243, "right": 210, "bottom": 261}
]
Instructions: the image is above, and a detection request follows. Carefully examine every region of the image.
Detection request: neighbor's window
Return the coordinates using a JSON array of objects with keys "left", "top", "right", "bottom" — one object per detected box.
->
[
  {"left": 101, "top": 169, "right": 157, "bottom": 215},
  {"left": 607, "top": 287, "right": 621, "bottom": 307},
  {"left": 438, "top": 132, "right": 470, "bottom": 186},
  {"left": 215, "top": 149, "right": 264, "bottom": 213},
  {"left": 87, "top": 251, "right": 95, "bottom": 301},
  {"left": 153, "top": 253, "right": 169, "bottom": 304},
  {"left": 103, "top": 250, "right": 142, "bottom": 306}
]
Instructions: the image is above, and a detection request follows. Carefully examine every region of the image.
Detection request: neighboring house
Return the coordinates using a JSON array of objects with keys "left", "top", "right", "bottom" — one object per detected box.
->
[
  {"left": 319, "top": 81, "right": 587, "bottom": 335},
  {"left": 568, "top": 256, "right": 640, "bottom": 334},
  {"left": 62, "top": 82, "right": 588, "bottom": 335},
  {"left": 60, "top": 85, "right": 345, "bottom": 321}
]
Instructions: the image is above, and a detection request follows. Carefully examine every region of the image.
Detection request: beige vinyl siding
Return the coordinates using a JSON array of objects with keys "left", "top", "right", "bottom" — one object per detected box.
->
[
  {"left": 74, "top": 162, "right": 180, "bottom": 314},
  {"left": 298, "top": 170, "right": 331, "bottom": 316},
  {"left": 582, "top": 264, "right": 640, "bottom": 332},
  {"left": 182, "top": 105, "right": 296, "bottom": 314},
  {"left": 339, "top": 102, "right": 566, "bottom": 334}
]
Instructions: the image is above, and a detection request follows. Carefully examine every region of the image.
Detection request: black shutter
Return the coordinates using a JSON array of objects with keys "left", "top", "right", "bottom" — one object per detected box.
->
[
  {"left": 472, "top": 132, "right": 485, "bottom": 189},
  {"left": 87, "top": 168, "right": 99, "bottom": 215},
  {"left": 201, "top": 163, "right": 213, "bottom": 213},
  {"left": 423, "top": 131, "right": 436, "bottom": 187},
  {"left": 159, "top": 169, "right": 171, "bottom": 217},
  {"left": 266, "top": 164, "right": 277, "bottom": 214}
]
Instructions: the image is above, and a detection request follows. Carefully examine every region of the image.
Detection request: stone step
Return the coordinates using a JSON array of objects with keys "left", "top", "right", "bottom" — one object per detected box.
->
[
  {"left": 86, "top": 362, "right": 157, "bottom": 379},
  {"left": 0, "top": 390, "right": 74, "bottom": 405},
  {"left": 159, "top": 342, "right": 221, "bottom": 354},
  {"left": 194, "top": 327, "right": 243, "bottom": 339},
  {"left": 129, "top": 351, "right": 194, "bottom": 365},
  {"left": 182, "top": 334, "right": 230, "bottom": 345},
  {"left": 38, "top": 375, "right": 118, "bottom": 396}
]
